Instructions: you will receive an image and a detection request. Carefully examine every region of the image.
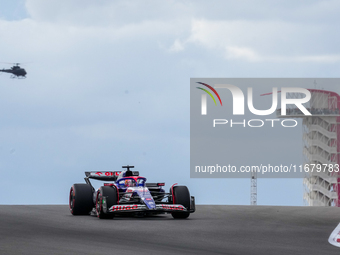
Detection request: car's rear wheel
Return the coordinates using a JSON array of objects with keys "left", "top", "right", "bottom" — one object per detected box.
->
[
  {"left": 96, "top": 186, "right": 118, "bottom": 219},
  {"left": 69, "top": 184, "right": 93, "bottom": 215},
  {"left": 171, "top": 185, "right": 191, "bottom": 219}
]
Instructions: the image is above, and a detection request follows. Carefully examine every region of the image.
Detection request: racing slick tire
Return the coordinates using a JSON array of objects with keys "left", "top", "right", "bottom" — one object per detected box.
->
[
  {"left": 171, "top": 185, "right": 191, "bottom": 219},
  {"left": 69, "top": 184, "right": 93, "bottom": 215},
  {"left": 96, "top": 186, "right": 118, "bottom": 219}
]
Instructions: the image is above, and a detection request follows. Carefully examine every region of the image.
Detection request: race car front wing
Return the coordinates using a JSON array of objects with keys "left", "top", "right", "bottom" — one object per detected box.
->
[
  {"left": 101, "top": 197, "right": 195, "bottom": 214},
  {"left": 108, "top": 204, "right": 187, "bottom": 213}
]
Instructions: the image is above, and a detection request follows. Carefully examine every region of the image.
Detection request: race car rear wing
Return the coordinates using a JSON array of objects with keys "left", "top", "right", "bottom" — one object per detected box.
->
[{"left": 85, "top": 171, "right": 140, "bottom": 181}]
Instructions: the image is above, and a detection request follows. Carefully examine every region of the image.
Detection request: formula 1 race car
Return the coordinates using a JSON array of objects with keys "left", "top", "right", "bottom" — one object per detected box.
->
[{"left": 69, "top": 165, "right": 195, "bottom": 219}]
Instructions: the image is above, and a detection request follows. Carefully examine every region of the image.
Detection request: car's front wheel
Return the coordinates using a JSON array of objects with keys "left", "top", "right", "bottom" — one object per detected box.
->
[
  {"left": 171, "top": 185, "right": 191, "bottom": 219},
  {"left": 96, "top": 186, "right": 118, "bottom": 219}
]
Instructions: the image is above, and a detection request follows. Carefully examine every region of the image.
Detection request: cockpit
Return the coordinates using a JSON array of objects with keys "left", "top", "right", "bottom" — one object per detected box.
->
[{"left": 117, "top": 177, "right": 146, "bottom": 188}]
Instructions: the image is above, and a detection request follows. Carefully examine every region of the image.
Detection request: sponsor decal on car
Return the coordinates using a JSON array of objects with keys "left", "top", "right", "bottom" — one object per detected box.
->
[
  {"left": 160, "top": 205, "right": 185, "bottom": 211},
  {"left": 110, "top": 205, "right": 139, "bottom": 211},
  {"left": 92, "top": 172, "right": 116, "bottom": 177}
]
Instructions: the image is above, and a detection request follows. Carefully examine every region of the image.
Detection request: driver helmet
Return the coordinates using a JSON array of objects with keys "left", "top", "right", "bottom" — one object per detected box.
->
[{"left": 125, "top": 179, "right": 135, "bottom": 187}]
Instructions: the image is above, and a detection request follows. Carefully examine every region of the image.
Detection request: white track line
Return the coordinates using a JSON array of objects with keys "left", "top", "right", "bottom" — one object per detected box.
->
[{"left": 328, "top": 223, "right": 340, "bottom": 247}]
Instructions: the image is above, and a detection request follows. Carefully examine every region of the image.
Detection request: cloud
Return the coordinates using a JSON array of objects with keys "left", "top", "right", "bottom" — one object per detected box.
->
[
  {"left": 224, "top": 46, "right": 340, "bottom": 63},
  {"left": 169, "top": 39, "right": 185, "bottom": 52},
  {"left": 170, "top": 18, "right": 340, "bottom": 63},
  {"left": 225, "top": 46, "right": 260, "bottom": 62},
  {"left": 24, "top": 0, "right": 193, "bottom": 26}
]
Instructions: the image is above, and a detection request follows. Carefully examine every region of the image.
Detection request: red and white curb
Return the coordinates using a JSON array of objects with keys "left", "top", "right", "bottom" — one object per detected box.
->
[{"left": 328, "top": 223, "right": 340, "bottom": 247}]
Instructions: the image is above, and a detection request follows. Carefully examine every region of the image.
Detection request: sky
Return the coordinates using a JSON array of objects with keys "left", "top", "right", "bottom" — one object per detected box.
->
[{"left": 1, "top": 0, "right": 340, "bottom": 205}]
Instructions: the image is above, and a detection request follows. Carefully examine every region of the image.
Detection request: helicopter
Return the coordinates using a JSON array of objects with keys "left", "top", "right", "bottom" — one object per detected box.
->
[{"left": 0, "top": 63, "right": 27, "bottom": 79}]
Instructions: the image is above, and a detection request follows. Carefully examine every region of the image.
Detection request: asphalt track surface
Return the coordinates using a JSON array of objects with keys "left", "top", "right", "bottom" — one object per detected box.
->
[{"left": 0, "top": 205, "right": 340, "bottom": 255}]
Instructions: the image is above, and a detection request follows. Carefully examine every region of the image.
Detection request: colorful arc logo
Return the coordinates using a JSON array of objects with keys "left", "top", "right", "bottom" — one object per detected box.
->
[{"left": 196, "top": 82, "right": 222, "bottom": 106}]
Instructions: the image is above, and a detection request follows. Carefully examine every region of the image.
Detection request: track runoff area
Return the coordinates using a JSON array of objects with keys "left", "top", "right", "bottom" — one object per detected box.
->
[{"left": 0, "top": 205, "right": 340, "bottom": 254}]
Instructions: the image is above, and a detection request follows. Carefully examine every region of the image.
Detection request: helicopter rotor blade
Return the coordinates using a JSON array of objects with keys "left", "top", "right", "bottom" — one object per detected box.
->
[{"left": 0, "top": 62, "right": 32, "bottom": 66}]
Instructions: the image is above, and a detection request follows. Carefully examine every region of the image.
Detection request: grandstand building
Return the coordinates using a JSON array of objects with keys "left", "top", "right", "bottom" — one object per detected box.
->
[{"left": 277, "top": 89, "right": 340, "bottom": 206}]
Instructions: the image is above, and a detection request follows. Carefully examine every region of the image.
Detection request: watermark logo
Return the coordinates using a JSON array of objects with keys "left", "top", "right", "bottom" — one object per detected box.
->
[
  {"left": 196, "top": 82, "right": 223, "bottom": 115},
  {"left": 190, "top": 78, "right": 339, "bottom": 179},
  {"left": 198, "top": 83, "right": 311, "bottom": 116}
]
